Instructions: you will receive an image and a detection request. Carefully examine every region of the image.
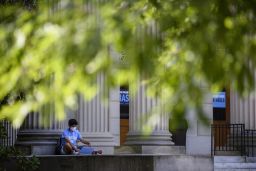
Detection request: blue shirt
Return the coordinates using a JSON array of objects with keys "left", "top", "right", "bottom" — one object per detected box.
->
[{"left": 62, "top": 128, "right": 82, "bottom": 146}]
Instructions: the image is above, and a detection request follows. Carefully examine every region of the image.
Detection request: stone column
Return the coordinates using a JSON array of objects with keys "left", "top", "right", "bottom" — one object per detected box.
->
[
  {"left": 15, "top": 103, "right": 64, "bottom": 155},
  {"left": 77, "top": 74, "right": 119, "bottom": 154},
  {"left": 124, "top": 82, "right": 176, "bottom": 154},
  {"left": 230, "top": 88, "right": 256, "bottom": 130}
]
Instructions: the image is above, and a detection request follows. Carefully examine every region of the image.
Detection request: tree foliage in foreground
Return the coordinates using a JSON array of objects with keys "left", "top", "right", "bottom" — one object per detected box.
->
[
  {"left": 0, "top": 0, "right": 256, "bottom": 128},
  {"left": 0, "top": 124, "right": 40, "bottom": 171}
]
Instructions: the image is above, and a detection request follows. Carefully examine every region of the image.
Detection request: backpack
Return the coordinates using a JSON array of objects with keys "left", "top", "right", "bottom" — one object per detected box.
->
[{"left": 55, "top": 137, "right": 65, "bottom": 155}]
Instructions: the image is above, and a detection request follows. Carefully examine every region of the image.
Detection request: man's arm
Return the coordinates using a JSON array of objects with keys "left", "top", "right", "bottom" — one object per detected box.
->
[
  {"left": 77, "top": 131, "right": 90, "bottom": 146},
  {"left": 80, "top": 138, "right": 91, "bottom": 146}
]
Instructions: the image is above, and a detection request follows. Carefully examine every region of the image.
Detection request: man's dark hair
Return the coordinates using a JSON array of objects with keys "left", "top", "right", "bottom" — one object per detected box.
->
[{"left": 68, "top": 119, "right": 78, "bottom": 127}]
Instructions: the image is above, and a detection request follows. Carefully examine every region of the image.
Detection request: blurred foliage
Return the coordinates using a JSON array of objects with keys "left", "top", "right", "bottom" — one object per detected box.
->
[
  {"left": 0, "top": 147, "right": 40, "bottom": 171},
  {"left": 0, "top": 124, "right": 7, "bottom": 139},
  {"left": 0, "top": 0, "right": 256, "bottom": 128},
  {"left": 0, "top": 121, "right": 40, "bottom": 171}
]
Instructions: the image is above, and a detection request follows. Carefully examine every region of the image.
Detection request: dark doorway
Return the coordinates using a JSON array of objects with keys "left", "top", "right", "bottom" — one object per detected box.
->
[
  {"left": 213, "top": 88, "right": 230, "bottom": 147},
  {"left": 120, "top": 86, "right": 129, "bottom": 145}
]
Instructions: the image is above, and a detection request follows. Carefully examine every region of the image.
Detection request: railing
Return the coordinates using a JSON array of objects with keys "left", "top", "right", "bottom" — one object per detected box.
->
[
  {"left": 244, "top": 129, "right": 256, "bottom": 157},
  {"left": 0, "top": 120, "right": 19, "bottom": 147},
  {"left": 211, "top": 123, "right": 256, "bottom": 157},
  {"left": 211, "top": 124, "right": 245, "bottom": 156}
]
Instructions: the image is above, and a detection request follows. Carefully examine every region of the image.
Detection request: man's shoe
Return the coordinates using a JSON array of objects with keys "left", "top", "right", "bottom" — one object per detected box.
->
[
  {"left": 92, "top": 150, "right": 102, "bottom": 155},
  {"left": 72, "top": 150, "right": 79, "bottom": 155}
]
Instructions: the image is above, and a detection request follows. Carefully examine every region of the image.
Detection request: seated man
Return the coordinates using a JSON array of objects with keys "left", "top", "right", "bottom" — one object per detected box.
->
[{"left": 61, "top": 119, "right": 102, "bottom": 155}]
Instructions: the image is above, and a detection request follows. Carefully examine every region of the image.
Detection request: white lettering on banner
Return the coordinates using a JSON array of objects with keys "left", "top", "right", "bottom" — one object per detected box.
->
[
  {"left": 213, "top": 92, "right": 226, "bottom": 108},
  {"left": 120, "top": 91, "right": 129, "bottom": 104}
]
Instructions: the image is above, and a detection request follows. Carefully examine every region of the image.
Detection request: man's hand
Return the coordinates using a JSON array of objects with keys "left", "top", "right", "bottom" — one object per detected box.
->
[
  {"left": 86, "top": 141, "right": 91, "bottom": 146},
  {"left": 74, "top": 147, "right": 80, "bottom": 152}
]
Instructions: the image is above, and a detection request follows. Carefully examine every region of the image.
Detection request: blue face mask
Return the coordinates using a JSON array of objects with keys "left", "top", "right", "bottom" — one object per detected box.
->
[{"left": 70, "top": 127, "right": 77, "bottom": 131}]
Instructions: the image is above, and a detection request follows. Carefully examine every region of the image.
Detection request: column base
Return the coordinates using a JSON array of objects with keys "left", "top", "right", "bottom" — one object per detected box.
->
[
  {"left": 115, "top": 145, "right": 185, "bottom": 155},
  {"left": 81, "top": 132, "right": 116, "bottom": 146},
  {"left": 125, "top": 131, "right": 174, "bottom": 146},
  {"left": 15, "top": 130, "right": 62, "bottom": 155},
  {"left": 15, "top": 144, "right": 57, "bottom": 155}
]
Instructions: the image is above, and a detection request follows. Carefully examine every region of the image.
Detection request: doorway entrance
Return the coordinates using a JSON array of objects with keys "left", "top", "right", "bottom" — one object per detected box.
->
[
  {"left": 120, "top": 86, "right": 129, "bottom": 145},
  {"left": 213, "top": 88, "right": 230, "bottom": 147}
]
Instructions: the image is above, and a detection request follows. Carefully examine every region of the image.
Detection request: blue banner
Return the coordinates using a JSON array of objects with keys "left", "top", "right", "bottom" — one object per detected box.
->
[
  {"left": 213, "top": 92, "right": 226, "bottom": 108},
  {"left": 120, "top": 91, "right": 129, "bottom": 104}
]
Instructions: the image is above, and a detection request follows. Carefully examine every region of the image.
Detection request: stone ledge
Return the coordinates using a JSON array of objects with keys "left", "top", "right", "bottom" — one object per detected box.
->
[
  {"left": 115, "top": 145, "right": 185, "bottom": 155},
  {"left": 214, "top": 163, "right": 256, "bottom": 169},
  {"left": 3, "top": 155, "right": 213, "bottom": 171}
]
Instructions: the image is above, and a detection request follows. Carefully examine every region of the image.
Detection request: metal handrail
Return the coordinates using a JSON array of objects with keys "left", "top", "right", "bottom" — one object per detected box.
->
[
  {"left": 211, "top": 123, "right": 256, "bottom": 157},
  {"left": 211, "top": 124, "right": 245, "bottom": 156},
  {"left": 244, "top": 129, "right": 256, "bottom": 157}
]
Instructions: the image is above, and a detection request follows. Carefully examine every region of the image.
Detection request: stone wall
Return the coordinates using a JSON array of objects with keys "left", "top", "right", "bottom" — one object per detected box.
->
[
  {"left": 3, "top": 155, "right": 213, "bottom": 171},
  {"left": 186, "top": 81, "right": 213, "bottom": 155}
]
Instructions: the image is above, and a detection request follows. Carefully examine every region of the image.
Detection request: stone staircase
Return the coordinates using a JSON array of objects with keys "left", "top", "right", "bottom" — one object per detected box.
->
[{"left": 214, "top": 156, "right": 256, "bottom": 171}]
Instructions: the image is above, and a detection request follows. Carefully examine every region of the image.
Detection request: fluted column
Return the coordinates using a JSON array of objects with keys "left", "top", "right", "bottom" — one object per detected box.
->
[
  {"left": 125, "top": 82, "right": 174, "bottom": 154},
  {"left": 230, "top": 88, "right": 256, "bottom": 130},
  {"left": 77, "top": 74, "right": 119, "bottom": 154},
  {"left": 16, "top": 103, "right": 65, "bottom": 155}
]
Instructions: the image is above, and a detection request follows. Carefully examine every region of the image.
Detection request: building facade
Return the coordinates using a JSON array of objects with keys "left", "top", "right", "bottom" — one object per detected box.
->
[
  {"left": 1, "top": 76, "right": 213, "bottom": 155},
  {"left": 2, "top": 74, "right": 256, "bottom": 156}
]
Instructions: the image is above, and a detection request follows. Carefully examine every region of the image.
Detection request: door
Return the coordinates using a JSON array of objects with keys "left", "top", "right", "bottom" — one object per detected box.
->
[
  {"left": 120, "top": 87, "right": 129, "bottom": 145},
  {"left": 213, "top": 88, "right": 230, "bottom": 147}
]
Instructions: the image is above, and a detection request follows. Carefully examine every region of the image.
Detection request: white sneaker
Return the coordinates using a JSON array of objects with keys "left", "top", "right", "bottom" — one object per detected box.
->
[{"left": 72, "top": 150, "right": 79, "bottom": 155}]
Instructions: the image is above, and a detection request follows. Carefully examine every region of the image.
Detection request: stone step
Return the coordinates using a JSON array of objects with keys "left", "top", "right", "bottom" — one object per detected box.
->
[
  {"left": 246, "top": 157, "right": 256, "bottom": 163},
  {"left": 214, "top": 156, "right": 245, "bottom": 163},
  {"left": 214, "top": 162, "right": 256, "bottom": 169},
  {"left": 214, "top": 151, "right": 241, "bottom": 156},
  {"left": 214, "top": 169, "right": 252, "bottom": 171}
]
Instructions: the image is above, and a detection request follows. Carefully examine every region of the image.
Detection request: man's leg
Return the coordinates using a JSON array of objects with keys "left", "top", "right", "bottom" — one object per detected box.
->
[{"left": 63, "top": 142, "right": 73, "bottom": 154}]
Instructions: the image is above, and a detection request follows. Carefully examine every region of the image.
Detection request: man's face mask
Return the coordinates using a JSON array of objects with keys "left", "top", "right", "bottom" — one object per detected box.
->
[{"left": 70, "top": 126, "right": 77, "bottom": 132}]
